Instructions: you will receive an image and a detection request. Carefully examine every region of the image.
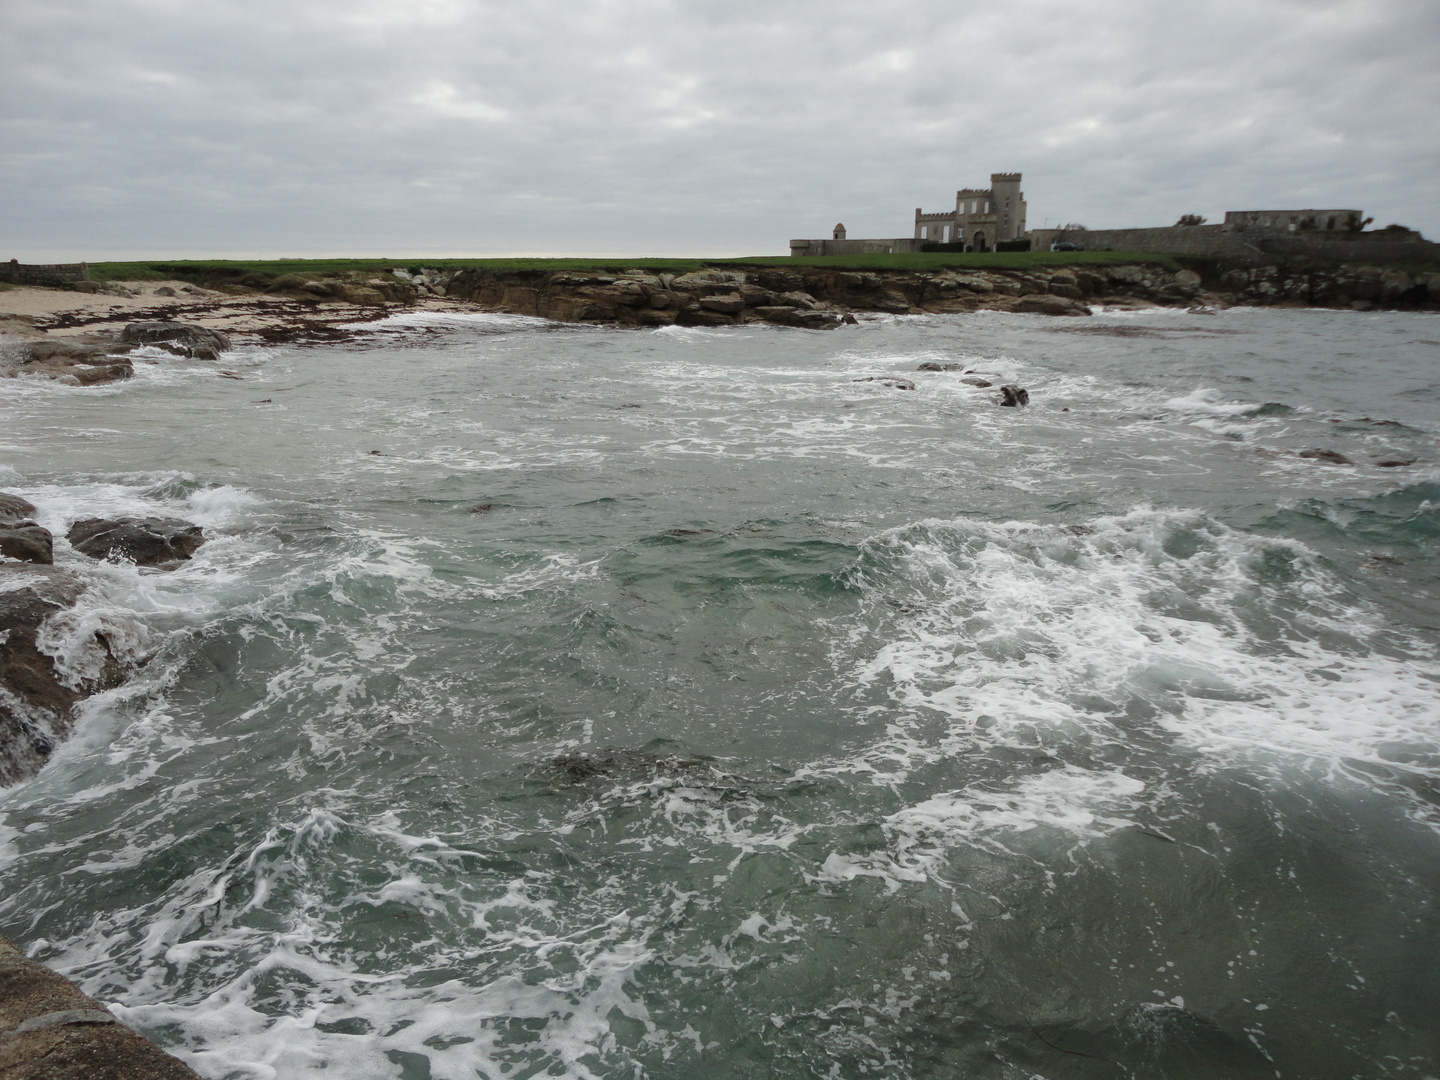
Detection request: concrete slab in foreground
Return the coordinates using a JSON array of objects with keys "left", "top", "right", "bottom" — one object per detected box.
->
[{"left": 0, "top": 935, "right": 200, "bottom": 1080}]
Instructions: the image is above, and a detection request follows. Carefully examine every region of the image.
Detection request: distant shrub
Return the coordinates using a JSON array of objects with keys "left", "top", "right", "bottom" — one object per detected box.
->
[{"left": 1175, "top": 214, "right": 1206, "bottom": 227}]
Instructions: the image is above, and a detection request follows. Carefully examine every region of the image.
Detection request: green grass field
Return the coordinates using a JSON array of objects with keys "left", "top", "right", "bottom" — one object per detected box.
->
[{"left": 85, "top": 250, "right": 1179, "bottom": 284}]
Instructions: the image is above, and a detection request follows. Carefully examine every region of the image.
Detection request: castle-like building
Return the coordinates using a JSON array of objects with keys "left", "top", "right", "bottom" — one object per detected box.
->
[
  {"left": 790, "top": 172, "right": 1027, "bottom": 255},
  {"left": 914, "top": 173, "right": 1027, "bottom": 250},
  {"left": 788, "top": 176, "right": 1416, "bottom": 261}
]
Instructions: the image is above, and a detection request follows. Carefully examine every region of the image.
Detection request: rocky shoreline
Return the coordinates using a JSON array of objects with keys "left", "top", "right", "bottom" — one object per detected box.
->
[
  {"left": 4, "top": 259, "right": 1439, "bottom": 386},
  {"left": 0, "top": 933, "right": 201, "bottom": 1079}
]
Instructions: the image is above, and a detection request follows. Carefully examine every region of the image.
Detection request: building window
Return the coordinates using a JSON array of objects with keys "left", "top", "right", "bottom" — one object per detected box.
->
[
  {"left": 921, "top": 225, "right": 928, "bottom": 239},
  {"left": 943, "top": 225, "right": 951, "bottom": 242}
]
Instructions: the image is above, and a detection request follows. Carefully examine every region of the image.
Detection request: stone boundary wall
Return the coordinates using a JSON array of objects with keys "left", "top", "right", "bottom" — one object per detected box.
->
[
  {"left": 1042, "top": 226, "right": 1263, "bottom": 260},
  {"left": 789, "top": 238, "right": 921, "bottom": 256},
  {"left": 0, "top": 261, "right": 89, "bottom": 285},
  {"left": 1031, "top": 228, "right": 1440, "bottom": 266}
]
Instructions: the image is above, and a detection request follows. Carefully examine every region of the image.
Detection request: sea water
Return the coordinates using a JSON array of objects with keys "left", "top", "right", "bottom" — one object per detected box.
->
[{"left": 0, "top": 307, "right": 1437, "bottom": 1079}]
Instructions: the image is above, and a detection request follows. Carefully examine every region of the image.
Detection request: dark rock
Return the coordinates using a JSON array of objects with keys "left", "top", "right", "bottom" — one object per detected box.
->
[
  {"left": 0, "top": 934, "right": 203, "bottom": 1078},
  {"left": 916, "top": 362, "right": 962, "bottom": 372},
  {"left": 0, "top": 495, "right": 56, "bottom": 565},
  {"left": 961, "top": 377, "right": 994, "bottom": 387},
  {"left": 854, "top": 377, "right": 916, "bottom": 391},
  {"left": 0, "top": 567, "right": 124, "bottom": 787},
  {"left": 0, "top": 493, "right": 39, "bottom": 527},
  {"left": 999, "top": 385, "right": 1030, "bottom": 407},
  {"left": 119, "top": 322, "right": 232, "bottom": 361},
  {"left": 0, "top": 527, "right": 53, "bottom": 566},
  {"left": 841, "top": 312, "right": 859, "bottom": 325},
  {"left": 1375, "top": 459, "right": 1415, "bottom": 468},
  {"left": 1298, "top": 448, "right": 1353, "bottom": 466},
  {"left": 67, "top": 518, "right": 205, "bottom": 567},
  {"left": 153, "top": 286, "right": 177, "bottom": 297},
  {"left": 545, "top": 748, "right": 708, "bottom": 786}
]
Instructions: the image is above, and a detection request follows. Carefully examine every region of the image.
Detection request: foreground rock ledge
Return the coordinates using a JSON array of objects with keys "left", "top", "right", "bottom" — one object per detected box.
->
[{"left": 0, "top": 935, "right": 200, "bottom": 1080}]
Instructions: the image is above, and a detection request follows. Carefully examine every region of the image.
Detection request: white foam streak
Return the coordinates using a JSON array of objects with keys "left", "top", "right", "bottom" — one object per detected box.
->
[{"left": 838, "top": 508, "right": 1440, "bottom": 825}]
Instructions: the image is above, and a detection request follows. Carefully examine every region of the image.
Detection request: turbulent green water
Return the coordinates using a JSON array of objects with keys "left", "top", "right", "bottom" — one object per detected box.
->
[{"left": 1, "top": 307, "right": 1438, "bottom": 1079}]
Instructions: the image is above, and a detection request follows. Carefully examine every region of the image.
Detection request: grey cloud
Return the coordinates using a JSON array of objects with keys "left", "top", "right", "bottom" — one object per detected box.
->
[{"left": 2, "top": 0, "right": 1436, "bottom": 258}]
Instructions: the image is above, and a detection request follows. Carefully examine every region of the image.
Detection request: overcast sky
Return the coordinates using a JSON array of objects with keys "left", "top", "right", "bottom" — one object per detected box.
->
[{"left": 3, "top": 0, "right": 1436, "bottom": 260}]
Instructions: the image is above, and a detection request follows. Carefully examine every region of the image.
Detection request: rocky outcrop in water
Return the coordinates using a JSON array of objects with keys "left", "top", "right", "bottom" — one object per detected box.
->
[
  {"left": 0, "top": 325, "right": 135, "bottom": 386},
  {"left": 118, "top": 322, "right": 231, "bottom": 361},
  {"left": 0, "top": 565, "right": 125, "bottom": 787},
  {"left": 0, "top": 494, "right": 52, "bottom": 566},
  {"left": 999, "top": 385, "right": 1030, "bottom": 407},
  {"left": 0, "top": 498, "right": 202, "bottom": 787},
  {"left": 67, "top": 518, "right": 205, "bottom": 568},
  {"left": 853, "top": 376, "right": 916, "bottom": 390},
  {"left": 0, "top": 934, "right": 202, "bottom": 1079}
]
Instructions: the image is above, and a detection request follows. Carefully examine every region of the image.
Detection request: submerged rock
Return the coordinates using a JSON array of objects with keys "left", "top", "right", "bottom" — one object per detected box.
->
[
  {"left": 1298, "top": 448, "right": 1353, "bottom": 466},
  {"left": 67, "top": 517, "right": 205, "bottom": 567},
  {"left": 544, "top": 748, "right": 710, "bottom": 786},
  {"left": 999, "top": 385, "right": 1030, "bottom": 407},
  {"left": 854, "top": 376, "right": 916, "bottom": 391},
  {"left": 119, "top": 322, "right": 232, "bottom": 361},
  {"left": 916, "top": 362, "right": 962, "bottom": 372}
]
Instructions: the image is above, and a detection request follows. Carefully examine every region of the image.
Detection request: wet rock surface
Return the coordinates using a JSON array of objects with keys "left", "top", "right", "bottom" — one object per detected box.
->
[
  {"left": 0, "top": 934, "right": 202, "bottom": 1079},
  {"left": 999, "top": 385, "right": 1030, "bottom": 407},
  {"left": 853, "top": 376, "right": 916, "bottom": 391},
  {"left": 0, "top": 528, "right": 53, "bottom": 566},
  {"left": 118, "top": 322, "right": 231, "bottom": 360},
  {"left": 0, "top": 565, "right": 124, "bottom": 787},
  {"left": 0, "top": 333, "right": 135, "bottom": 385},
  {"left": 0, "top": 494, "right": 53, "bottom": 566},
  {"left": 67, "top": 518, "right": 205, "bottom": 567},
  {"left": 1299, "top": 448, "right": 1354, "bottom": 465}
]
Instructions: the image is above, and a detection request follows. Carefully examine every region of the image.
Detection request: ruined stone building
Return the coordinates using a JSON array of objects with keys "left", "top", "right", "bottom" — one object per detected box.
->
[{"left": 913, "top": 173, "right": 1027, "bottom": 251}]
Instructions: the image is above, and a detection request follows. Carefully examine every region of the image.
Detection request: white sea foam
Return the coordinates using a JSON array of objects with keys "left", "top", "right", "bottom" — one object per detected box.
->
[
  {"left": 832, "top": 508, "right": 1440, "bottom": 820},
  {"left": 1161, "top": 387, "right": 1266, "bottom": 417},
  {"left": 350, "top": 310, "right": 553, "bottom": 333}
]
